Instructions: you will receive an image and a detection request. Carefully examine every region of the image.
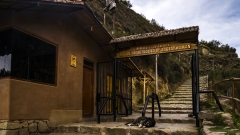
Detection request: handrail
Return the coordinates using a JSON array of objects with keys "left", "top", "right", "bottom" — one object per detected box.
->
[
  {"left": 218, "top": 95, "right": 240, "bottom": 103},
  {"left": 207, "top": 77, "right": 240, "bottom": 115},
  {"left": 142, "top": 93, "right": 161, "bottom": 118},
  {"left": 209, "top": 77, "right": 240, "bottom": 88}
]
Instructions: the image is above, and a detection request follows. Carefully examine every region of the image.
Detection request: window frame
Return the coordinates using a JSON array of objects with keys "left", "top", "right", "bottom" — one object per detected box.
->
[{"left": 0, "top": 27, "right": 58, "bottom": 86}]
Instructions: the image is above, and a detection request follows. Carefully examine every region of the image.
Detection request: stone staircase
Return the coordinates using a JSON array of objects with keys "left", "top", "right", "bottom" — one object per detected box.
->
[{"left": 49, "top": 76, "right": 208, "bottom": 135}]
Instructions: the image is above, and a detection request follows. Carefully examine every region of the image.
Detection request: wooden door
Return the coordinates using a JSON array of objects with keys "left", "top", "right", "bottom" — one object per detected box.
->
[{"left": 83, "top": 66, "right": 94, "bottom": 117}]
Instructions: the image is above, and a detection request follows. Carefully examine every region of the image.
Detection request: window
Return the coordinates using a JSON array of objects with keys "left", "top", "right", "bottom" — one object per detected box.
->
[
  {"left": 0, "top": 29, "right": 12, "bottom": 77},
  {"left": 0, "top": 28, "right": 56, "bottom": 85}
]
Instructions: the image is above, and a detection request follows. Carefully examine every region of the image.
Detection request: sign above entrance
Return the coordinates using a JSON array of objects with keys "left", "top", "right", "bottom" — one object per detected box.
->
[{"left": 116, "top": 42, "right": 197, "bottom": 58}]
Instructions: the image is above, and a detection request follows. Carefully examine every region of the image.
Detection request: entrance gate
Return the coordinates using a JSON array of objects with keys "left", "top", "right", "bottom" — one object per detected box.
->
[
  {"left": 97, "top": 61, "right": 133, "bottom": 123},
  {"left": 97, "top": 26, "right": 218, "bottom": 127}
]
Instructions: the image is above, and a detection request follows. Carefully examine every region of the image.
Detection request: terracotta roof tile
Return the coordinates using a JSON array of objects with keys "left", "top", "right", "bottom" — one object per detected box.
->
[
  {"left": 110, "top": 26, "right": 199, "bottom": 43},
  {"left": 42, "top": 0, "right": 84, "bottom": 4}
]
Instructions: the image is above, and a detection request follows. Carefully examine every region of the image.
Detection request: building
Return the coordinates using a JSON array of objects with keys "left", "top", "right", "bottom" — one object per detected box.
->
[{"left": 0, "top": 0, "right": 199, "bottom": 133}]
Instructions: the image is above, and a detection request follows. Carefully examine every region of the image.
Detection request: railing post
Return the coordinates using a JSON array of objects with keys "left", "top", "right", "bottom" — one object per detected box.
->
[
  {"left": 232, "top": 79, "right": 236, "bottom": 115},
  {"left": 152, "top": 93, "right": 155, "bottom": 119}
]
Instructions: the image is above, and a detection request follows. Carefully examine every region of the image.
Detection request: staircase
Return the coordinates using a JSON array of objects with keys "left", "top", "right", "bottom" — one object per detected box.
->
[{"left": 49, "top": 77, "right": 208, "bottom": 135}]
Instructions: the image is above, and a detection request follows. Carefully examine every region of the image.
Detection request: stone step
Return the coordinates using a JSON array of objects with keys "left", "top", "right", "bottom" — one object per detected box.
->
[
  {"left": 136, "top": 104, "right": 192, "bottom": 110},
  {"left": 161, "top": 101, "right": 192, "bottom": 104},
  {"left": 99, "top": 113, "right": 196, "bottom": 124},
  {"left": 171, "top": 95, "right": 192, "bottom": 98},
  {"left": 178, "top": 87, "right": 192, "bottom": 89},
  {"left": 52, "top": 122, "right": 198, "bottom": 135},
  {"left": 165, "top": 98, "right": 192, "bottom": 101},
  {"left": 136, "top": 109, "right": 192, "bottom": 114},
  {"left": 177, "top": 90, "right": 192, "bottom": 92},
  {"left": 174, "top": 93, "right": 192, "bottom": 95}
]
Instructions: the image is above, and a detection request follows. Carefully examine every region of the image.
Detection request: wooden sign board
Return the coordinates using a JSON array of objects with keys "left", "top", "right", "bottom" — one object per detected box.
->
[{"left": 116, "top": 42, "right": 197, "bottom": 58}]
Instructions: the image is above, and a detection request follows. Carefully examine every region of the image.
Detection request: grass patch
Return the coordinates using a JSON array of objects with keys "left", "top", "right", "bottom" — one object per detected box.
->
[
  {"left": 201, "top": 100, "right": 215, "bottom": 108},
  {"left": 211, "top": 113, "right": 227, "bottom": 126},
  {"left": 210, "top": 126, "right": 239, "bottom": 135},
  {"left": 208, "top": 108, "right": 240, "bottom": 134}
]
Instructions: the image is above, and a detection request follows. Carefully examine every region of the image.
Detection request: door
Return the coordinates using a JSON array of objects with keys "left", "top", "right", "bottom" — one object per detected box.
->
[{"left": 83, "top": 66, "right": 94, "bottom": 117}]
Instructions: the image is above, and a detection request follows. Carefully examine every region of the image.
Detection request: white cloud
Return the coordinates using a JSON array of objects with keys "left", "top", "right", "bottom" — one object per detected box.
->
[{"left": 130, "top": 0, "right": 240, "bottom": 56}]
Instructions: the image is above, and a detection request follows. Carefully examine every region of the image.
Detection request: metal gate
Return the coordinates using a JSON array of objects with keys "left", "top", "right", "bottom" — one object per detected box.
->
[{"left": 97, "top": 60, "right": 133, "bottom": 123}]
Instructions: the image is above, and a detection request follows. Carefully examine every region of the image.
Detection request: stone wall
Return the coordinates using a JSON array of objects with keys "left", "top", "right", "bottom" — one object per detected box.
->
[{"left": 0, "top": 120, "right": 51, "bottom": 135}]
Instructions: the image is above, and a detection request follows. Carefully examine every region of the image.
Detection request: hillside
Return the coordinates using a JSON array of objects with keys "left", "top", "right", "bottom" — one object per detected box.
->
[
  {"left": 85, "top": 1, "right": 240, "bottom": 104},
  {"left": 85, "top": 0, "right": 165, "bottom": 37},
  {"left": 199, "top": 40, "right": 240, "bottom": 84}
]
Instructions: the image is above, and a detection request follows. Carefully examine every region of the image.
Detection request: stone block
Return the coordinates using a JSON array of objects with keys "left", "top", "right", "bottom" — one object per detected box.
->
[
  {"left": 80, "top": 126, "right": 101, "bottom": 134},
  {"left": 38, "top": 121, "right": 50, "bottom": 133},
  {"left": 106, "top": 128, "right": 127, "bottom": 135},
  {"left": 29, "top": 123, "right": 38, "bottom": 133},
  {"left": 0, "top": 130, "right": 18, "bottom": 135},
  {"left": 19, "top": 128, "right": 29, "bottom": 135},
  {"left": 68, "top": 126, "right": 80, "bottom": 133},
  {"left": 22, "top": 121, "right": 28, "bottom": 128},
  {"left": 0, "top": 122, "right": 22, "bottom": 130},
  {"left": 224, "top": 120, "right": 234, "bottom": 126},
  {"left": 198, "top": 111, "right": 214, "bottom": 119},
  {"left": 27, "top": 120, "right": 34, "bottom": 124},
  {"left": 221, "top": 113, "right": 232, "bottom": 119}
]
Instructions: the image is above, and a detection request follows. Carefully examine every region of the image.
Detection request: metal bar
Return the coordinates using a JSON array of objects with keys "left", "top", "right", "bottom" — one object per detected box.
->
[
  {"left": 155, "top": 93, "right": 161, "bottom": 117},
  {"left": 212, "top": 92, "right": 224, "bottom": 111},
  {"left": 116, "top": 94, "right": 128, "bottom": 116},
  {"left": 191, "top": 54, "right": 196, "bottom": 116},
  {"left": 152, "top": 93, "right": 155, "bottom": 118},
  {"left": 199, "top": 90, "right": 224, "bottom": 111},
  {"left": 155, "top": 55, "right": 158, "bottom": 94},
  {"left": 112, "top": 58, "right": 117, "bottom": 122},
  {"left": 142, "top": 95, "right": 150, "bottom": 117},
  {"left": 98, "top": 97, "right": 110, "bottom": 123},
  {"left": 195, "top": 48, "right": 200, "bottom": 127}
]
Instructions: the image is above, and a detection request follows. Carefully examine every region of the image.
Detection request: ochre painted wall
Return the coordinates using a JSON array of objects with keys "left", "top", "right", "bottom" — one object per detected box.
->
[
  {"left": 0, "top": 78, "right": 10, "bottom": 120},
  {"left": 0, "top": 10, "right": 111, "bottom": 122}
]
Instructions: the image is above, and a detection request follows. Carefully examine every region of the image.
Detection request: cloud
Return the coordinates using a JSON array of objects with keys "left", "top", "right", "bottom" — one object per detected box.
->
[{"left": 130, "top": 0, "right": 240, "bottom": 56}]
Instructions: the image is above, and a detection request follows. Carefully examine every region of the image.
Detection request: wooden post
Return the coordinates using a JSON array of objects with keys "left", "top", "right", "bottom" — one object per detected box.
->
[
  {"left": 139, "top": 74, "right": 151, "bottom": 104},
  {"left": 232, "top": 79, "right": 236, "bottom": 115}
]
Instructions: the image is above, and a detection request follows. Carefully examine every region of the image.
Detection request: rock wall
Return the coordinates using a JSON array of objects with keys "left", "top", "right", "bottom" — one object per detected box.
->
[{"left": 0, "top": 120, "right": 51, "bottom": 135}]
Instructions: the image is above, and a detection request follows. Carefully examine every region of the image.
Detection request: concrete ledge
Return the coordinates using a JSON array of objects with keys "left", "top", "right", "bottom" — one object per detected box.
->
[{"left": 49, "top": 110, "right": 82, "bottom": 127}]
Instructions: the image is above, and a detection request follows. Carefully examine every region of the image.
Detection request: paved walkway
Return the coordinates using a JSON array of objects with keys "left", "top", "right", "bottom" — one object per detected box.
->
[{"left": 49, "top": 77, "right": 210, "bottom": 135}]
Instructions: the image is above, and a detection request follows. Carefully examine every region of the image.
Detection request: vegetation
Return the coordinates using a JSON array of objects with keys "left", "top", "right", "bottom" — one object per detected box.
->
[
  {"left": 85, "top": 0, "right": 165, "bottom": 38},
  {"left": 200, "top": 40, "right": 237, "bottom": 54},
  {"left": 200, "top": 99, "right": 240, "bottom": 134},
  {"left": 86, "top": 1, "right": 240, "bottom": 104}
]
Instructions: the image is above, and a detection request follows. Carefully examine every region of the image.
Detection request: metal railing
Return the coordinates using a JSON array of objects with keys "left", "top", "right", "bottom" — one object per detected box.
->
[
  {"left": 208, "top": 77, "right": 240, "bottom": 115},
  {"left": 97, "top": 93, "right": 130, "bottom": 123},
  {"left": 142, "top": 93, "right": 161, "bottom": 118}
]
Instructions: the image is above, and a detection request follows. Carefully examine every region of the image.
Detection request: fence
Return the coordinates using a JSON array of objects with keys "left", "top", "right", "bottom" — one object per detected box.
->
[{"left": 209, "top": 78, "right": 240, "bottom": 115}]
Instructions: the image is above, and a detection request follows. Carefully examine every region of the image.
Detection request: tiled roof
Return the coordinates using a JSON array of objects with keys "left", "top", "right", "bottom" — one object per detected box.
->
[
  {"left": 110, "top": 26, "right": 199, "bottom": 43},
  {"left": 43, "top": 0, "right": 84, "bottom": 4}
]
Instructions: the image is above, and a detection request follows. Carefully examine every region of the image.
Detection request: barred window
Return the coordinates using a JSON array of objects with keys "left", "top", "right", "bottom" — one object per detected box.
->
[{"left": 0, "top": 28, "right": 56, "bottom": 85}]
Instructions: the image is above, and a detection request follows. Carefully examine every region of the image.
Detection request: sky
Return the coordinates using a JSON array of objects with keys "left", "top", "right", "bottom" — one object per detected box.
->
[{"left": 130, "top": 0, "right": 240, "bottom": 56}]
